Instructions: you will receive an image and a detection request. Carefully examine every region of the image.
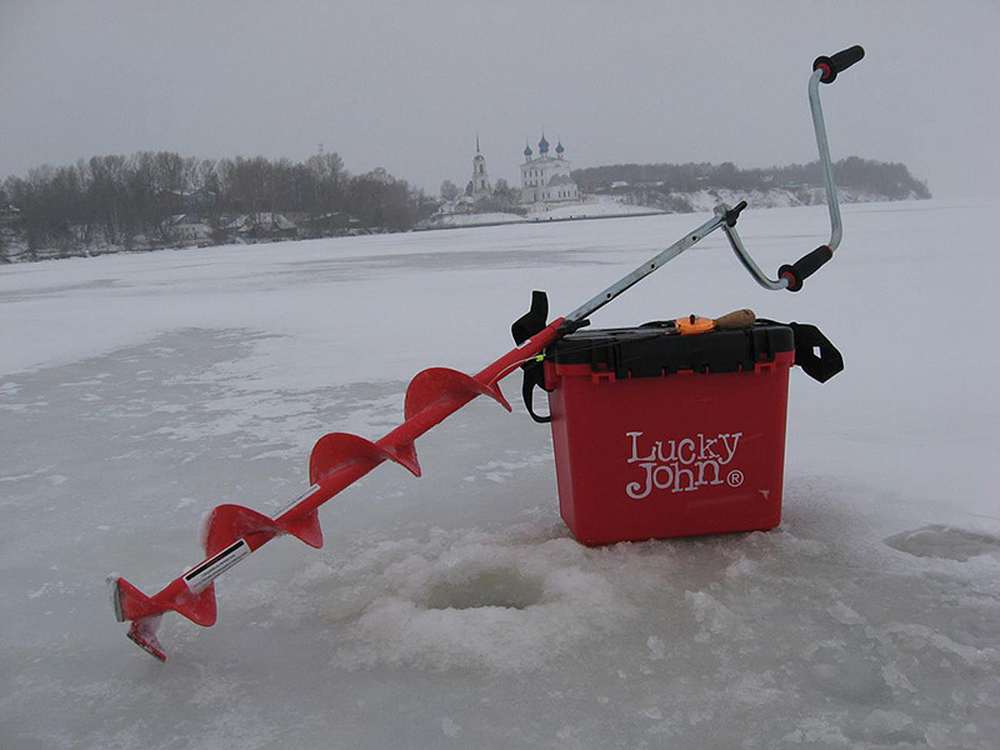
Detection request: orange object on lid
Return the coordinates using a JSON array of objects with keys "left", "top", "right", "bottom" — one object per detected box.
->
[{"left": 675, "top": 314, "right": 715, "bottom": 335}]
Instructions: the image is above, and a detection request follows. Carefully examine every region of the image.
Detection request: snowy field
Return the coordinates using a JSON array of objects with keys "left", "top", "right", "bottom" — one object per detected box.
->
[{"left": 2, "top": 200, "right": 998, "bottom": 749}]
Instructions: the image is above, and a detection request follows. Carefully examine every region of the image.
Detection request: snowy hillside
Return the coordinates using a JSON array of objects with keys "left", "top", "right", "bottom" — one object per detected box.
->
[
  {"left": 420, "top": 196, "right": 661, "bottom": 229},
  {"left": 661, "top": 186, "right": 927, "bottom": 212},
  {"left": 1, "top": 200, "right": 998, "bottom": 749}
]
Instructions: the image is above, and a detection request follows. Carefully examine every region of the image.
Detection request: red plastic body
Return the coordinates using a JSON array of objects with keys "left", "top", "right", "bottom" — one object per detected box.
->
[{"left": 545, "top": 350, "right": 794, "bottom": 545}]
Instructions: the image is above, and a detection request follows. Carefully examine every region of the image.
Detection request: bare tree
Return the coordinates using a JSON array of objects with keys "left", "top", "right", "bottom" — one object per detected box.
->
[
  {"left": 0, "top": 147, "right": 441, "bottom": 257},
  {"left": 440, "top": 180, "right": 460, "bottom": 202}
]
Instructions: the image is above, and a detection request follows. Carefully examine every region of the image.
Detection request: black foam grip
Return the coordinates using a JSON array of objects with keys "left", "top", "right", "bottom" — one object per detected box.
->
[
  {"left": 813, "top": 45, "right": 865, "bottom": 83},
  {"left": 779, "top": 245, "right": 833, "bottom": 292}
]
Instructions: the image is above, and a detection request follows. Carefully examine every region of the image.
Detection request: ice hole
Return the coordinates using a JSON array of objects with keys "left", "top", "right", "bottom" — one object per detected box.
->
[{"left": 421, "top": 567, "right": 545, "bottom": 611}]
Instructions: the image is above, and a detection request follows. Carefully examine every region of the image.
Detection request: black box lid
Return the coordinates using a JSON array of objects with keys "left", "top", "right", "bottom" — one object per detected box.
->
[{"left": 546, "top": 322, "right": 794, "bottom": 378}]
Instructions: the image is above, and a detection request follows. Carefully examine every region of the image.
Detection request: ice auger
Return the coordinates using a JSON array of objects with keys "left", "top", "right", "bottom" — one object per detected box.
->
[{"left": 109, "top": 46, "right": 864, "bottom": 661}]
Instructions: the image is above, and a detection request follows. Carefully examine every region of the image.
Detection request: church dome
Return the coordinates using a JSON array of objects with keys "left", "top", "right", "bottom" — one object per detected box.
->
[
  {"left": 556, "top": 141, "right": 564, "bottom": 154},
  {"left": 538, "top": 134, "right": 549, "bottom": 153},
  {"left": 523, "top": 143, "right": 533, "bottom": 158}
]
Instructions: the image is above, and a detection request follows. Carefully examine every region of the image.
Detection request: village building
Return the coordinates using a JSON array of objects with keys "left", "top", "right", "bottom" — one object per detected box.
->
[{"left": 520, "top": 134, "right": 580, "bottom": 205}]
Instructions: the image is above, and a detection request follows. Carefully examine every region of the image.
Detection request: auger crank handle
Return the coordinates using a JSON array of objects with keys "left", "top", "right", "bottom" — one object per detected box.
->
[
  {"left": 813, "top": 45, "right": 865, "bottom": 84},
  {"left": 775, "top": 44, "right": 866, "bottom": 291}
]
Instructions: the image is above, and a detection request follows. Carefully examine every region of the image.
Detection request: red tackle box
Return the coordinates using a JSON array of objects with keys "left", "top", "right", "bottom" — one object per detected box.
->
[{"left": 543, "top": 323, "right": 795, "bottom": 545}]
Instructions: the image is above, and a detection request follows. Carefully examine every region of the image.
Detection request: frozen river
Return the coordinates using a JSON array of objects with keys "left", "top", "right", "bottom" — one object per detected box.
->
[{"left": 2, "top": 200, "right": 998, "bottom": 748}]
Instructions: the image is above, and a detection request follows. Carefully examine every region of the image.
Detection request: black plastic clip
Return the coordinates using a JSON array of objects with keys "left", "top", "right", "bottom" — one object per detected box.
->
[
  {"left": 757, "top": 319, "right": 844, "bottom": 383},
  {"left": 724, "top": 200, "right": 748, "bottom": 227},
  {"left": 788, "top": 322, "right": 844, "bottom": 383},
  {"left": 512, "top": 290, "right": 549, "bottom": 345}
]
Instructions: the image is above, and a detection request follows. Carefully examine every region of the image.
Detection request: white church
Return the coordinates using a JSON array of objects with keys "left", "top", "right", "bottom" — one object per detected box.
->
[
  {"left": 519, "top": 134, "right": 580, "bottom": 204},
  {"left": 424, "top": 134, "right": 649, "bottom": 228},
  {"left": 464, "top": 134, "right": 581, "bottom": 207}
]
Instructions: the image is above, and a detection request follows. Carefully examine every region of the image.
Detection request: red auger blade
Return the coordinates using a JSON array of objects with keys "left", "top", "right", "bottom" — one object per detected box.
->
[
  {"left": 168, "top": 583, "right": 218, "bottom": 626},
  {"left": 108, "top": 573, "right": 219, "bottom": 662},
  {"left": 109, "top": 575, "right": 169, "bottom": 660},
  {"left": 127, "top": 618, "right": 167, "bottom": 662},
  {"left": 110, "top": 572, "right": 218, "bottom": 626},
  {"left": 110, "top": 318, "right": 567, "bottom": 660},
  {"left": 280, "top": 510, "right": 324, "bottom": 549},
  {"left": 310, "top": 431, "right": 421, "bottom": 480},
  {"left": 203, "top": 504, "right": 282, "bottom": 556},
  {"left": 405, "top": 366, "right": 511, "bottom": 421},
  {"left": 203, "top": 430, "right": 421, "bottom": 559},
  {"left": 109, "top": 574, "right": 160, "bottom": 622}
]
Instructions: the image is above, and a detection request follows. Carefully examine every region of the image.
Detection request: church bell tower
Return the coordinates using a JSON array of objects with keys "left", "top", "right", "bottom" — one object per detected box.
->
[{"left": 471, "top": 135, "right": 491, "bottom": 196}]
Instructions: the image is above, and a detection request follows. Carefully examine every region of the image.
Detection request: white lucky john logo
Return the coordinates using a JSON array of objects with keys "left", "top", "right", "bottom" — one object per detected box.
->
[{"left": 625, "top": 430, "right": 744, "bottom": 500}]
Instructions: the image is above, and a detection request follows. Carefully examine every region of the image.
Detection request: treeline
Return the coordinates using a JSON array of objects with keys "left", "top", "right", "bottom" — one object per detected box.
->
[
  {"left": 573, "top": 157, "right": 931, "bottom": 201},
  {"left": 0, "top": 151, "right": 438, "bottom": 261}
]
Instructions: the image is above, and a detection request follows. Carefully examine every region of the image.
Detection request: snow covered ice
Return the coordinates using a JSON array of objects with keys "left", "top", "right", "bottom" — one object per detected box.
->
[{"left": 2, "top": 200, "right": 998, "bottom": 748}]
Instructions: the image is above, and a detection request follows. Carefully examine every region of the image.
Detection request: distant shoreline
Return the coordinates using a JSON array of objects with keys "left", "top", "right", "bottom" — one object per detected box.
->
[{"left": 413, "top": 210, "right": 666, "bottom": 231}]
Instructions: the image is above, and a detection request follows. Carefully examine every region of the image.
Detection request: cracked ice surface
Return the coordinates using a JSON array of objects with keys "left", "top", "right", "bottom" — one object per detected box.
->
[{"left": 1, "top": 201, "right": 999, "bottom": 749}]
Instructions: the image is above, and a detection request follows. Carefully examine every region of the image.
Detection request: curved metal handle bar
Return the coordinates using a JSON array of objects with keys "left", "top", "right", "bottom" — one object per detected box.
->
[
  {"left": 716, "top": 68, "right": 845, "bottom": 292},
  {"left": 720, "top": 213, "right": 790, "bottom": 291},
  {"left": 808, "top": 68, "right": 843, "bottom": 251}
]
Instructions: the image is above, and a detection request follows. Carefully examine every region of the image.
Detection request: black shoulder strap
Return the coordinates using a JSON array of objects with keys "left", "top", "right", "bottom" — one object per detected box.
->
[
  {"left": 512, "top": 290, "right": 555, "bottom": 422},
  {"left": 521, "top": 359, "right": 553, "bottom": 423}
]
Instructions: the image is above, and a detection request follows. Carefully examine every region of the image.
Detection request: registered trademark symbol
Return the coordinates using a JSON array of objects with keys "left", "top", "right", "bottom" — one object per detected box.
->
[{"left": 727, "top": 470, "right": 744, "bottom": 487}]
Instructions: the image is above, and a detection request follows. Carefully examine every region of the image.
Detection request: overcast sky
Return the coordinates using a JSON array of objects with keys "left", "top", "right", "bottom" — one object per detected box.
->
[{"left": 2, "top": 0, "right": 998, "bottom": 199}]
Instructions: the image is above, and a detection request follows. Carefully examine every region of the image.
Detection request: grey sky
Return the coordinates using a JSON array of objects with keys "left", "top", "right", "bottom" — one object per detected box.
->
[{"left": 2, "top": 0, "right": 997, "bottom": 199}]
